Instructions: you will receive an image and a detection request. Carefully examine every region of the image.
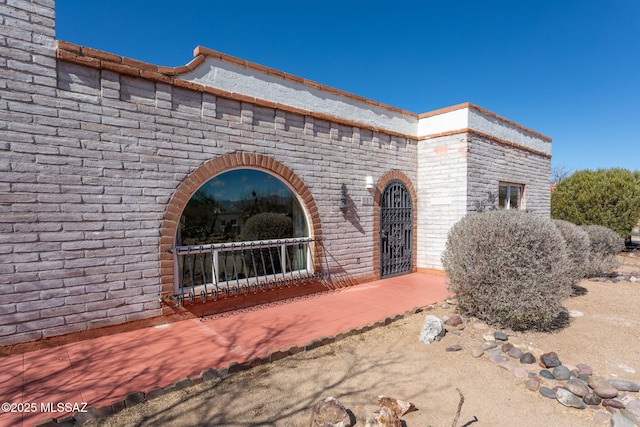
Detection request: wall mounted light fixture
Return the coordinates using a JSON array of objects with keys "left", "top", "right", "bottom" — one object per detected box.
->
[
  {"left": 339, "top": 183, "right": 348, "bottom": 210},
  {"left": 365, "top": 175, "right": 374, "bottom": 191}
]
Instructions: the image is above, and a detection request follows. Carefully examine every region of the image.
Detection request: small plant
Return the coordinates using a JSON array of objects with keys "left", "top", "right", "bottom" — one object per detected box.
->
[
  {"left": 442, "top": 210, "right": 573, "bottom": 331},
  {"left": 582, "top": 225, "right": 625, "bottom": 277},
  {"left": 552, "top": 219, "right": 591, "bottom": 282}
]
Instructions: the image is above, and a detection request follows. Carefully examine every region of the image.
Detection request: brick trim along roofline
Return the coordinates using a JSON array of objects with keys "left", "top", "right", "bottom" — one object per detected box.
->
[
  {"left": 56, "top": 41, "right": 550, "bottom": 156},
  {"left": 158, "top": 152, "right": 323, "bottom": 308},
  {"left": 56, "top": 41, "right": 418, "bottom": 141},
  {"left": 422, "top": 128, "right": 552, "bottom": 159},
  {"left": 419, "top": 102, "right": 552, "bottom": 143}
]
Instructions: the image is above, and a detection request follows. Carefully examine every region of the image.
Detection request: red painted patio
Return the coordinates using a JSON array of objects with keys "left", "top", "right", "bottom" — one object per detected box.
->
[{"left": 0, "top": 273, "right": 449, "bottom": 427}]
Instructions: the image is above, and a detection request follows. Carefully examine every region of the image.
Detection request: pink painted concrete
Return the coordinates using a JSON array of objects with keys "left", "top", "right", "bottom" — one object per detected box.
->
[{"left": 0, "top": 273, "right": 449, "bottom": 427}]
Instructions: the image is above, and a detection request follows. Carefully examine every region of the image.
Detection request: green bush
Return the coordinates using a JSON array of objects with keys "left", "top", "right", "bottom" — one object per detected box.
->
[
  {"left": 552, "top": 219, "right": 591, "bottom": 281},
  {"left": 582, "top": 225, "right": 625, "bottom": 277},
  {"left": 551, "top": 168, "right": 640, "bottom": 243},
  {"left": 442, "top": 210, "right": 573, "bottom": 331},
  {"left": 240, "top": 212, "right": 293, "bottom": 241}
]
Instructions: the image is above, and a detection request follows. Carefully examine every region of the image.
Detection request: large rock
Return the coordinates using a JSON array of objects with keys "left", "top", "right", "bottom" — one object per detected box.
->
[
  {"left": 419, "top": 315, "right": 445, "bottom": 344},
  {"left": 309, "top": 397, "right": 354, "bottom": 427},
  {"left": 364, "top": 406, "right": 402, "bottom": 427},
  {"left": 377, "top": 396, "right": 417, "bottom": 416}
]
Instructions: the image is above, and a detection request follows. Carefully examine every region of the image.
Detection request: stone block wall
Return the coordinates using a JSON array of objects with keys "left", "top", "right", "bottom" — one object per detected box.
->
[
  {"left": 0, "top": 0, "right": 419, "bottom": 346},
  {"left": 416, "top": 133, "right": 469, "bottom": 270},
  {"left": 0, "top": 0, "right": 551, "bottom": 346}
]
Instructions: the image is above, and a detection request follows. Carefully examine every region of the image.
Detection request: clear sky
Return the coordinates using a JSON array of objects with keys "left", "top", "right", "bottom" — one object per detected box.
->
[{"left": 56, "top": 1, "right": 639, "bottom": 174}]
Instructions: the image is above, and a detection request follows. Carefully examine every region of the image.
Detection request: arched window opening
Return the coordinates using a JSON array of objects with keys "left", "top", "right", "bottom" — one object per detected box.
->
[{"left": 173, "top": 169, "right": 315, "bottom": 301}]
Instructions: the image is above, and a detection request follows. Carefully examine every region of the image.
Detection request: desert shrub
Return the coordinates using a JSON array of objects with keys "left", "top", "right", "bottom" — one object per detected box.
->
[
  {"left": 442, "top": 210, "right": 573, "bottom": 331},
  {"left": 240, "top": 212, "right": 293, "bottom": 241},
  {"left": 552, "top": 219, "right": 591, "bottom": 281},
  {"left": 551, "top": 168, "right": 640, "bottom": 243},
  {"left": 582, "top": 225, "right": 625, "bottom": 277}
]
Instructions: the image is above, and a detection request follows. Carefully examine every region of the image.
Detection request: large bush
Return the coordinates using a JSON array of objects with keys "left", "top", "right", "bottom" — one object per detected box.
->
[
  {"left": 582, "top": 225, "right": 625, "bottom": 277},
  {"left": 552, "top": 219, "right": 591, "bottom": 281},
  {"left": 551, "top": 168, "right": 640, "bottom": 243},
  {"left": 442, "top": 210, "right": 573, "bottom": 331}
]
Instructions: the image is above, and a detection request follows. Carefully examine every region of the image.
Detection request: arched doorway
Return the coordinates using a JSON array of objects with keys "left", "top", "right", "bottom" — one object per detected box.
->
[{"left": 380, "top": 179, "right": 413, "bottom": 278}]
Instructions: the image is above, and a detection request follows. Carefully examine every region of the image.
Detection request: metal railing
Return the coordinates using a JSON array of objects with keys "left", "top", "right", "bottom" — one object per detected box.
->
[{"left": 169, "top": 237, "right": 323, "bottom": 305}]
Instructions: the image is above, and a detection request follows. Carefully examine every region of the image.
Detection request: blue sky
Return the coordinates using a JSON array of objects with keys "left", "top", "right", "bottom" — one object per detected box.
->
[{"left": 56, "top": 1, "right": 639, "bottom": 174}]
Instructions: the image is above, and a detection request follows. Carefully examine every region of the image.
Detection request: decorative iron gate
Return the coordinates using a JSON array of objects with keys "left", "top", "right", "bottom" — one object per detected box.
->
[{"left": 380, "top": 180, "right": 413, "bottom": 278}]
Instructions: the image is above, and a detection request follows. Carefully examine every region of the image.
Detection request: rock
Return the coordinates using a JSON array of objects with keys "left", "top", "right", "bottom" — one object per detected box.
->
[
  {"left": 552, "top": 365, "right": 571, "bottom": 381},
  {"left": 556, "top": 388, "right": 587, "bottom": 409},
  {"left": 310, "top": 397, "right": 354, "bottom": 427},
  {"left": 498, "top": 360, "right": 518, "bottom": 372},
  {"left": 602, "top": 399, "right": 626, "bottom": 409},
  {"left": 470, "top": 347, "right": 484, "bottom": 358},
  {"left": 444, "top": 315, "right": 463, "bottom": 327},
  {"left": 489, "top": 354, "right": 508, "bottom": 364},
  {"left": 540, "top": 352, "right": 561, "bottom": 368},
  {"left": 519, "top": 353, "right": 536, "bottom": 364},
  {"left": 481, "top": 341, "right": 498, "bottom": 351},
  {"left": 364, "top": 406, "right": 402, "bottom": 427},
  {"left": 508, "top": 347, "right": 523, "bottom": 359},
  {"left": 620, "top": 407, "right": 640, "bottom": 425},
  {"left": 539, "top": 370, "right": 555, "bottom": 380},
  {"left": 592, "top": 411, "right": 611, "bottom": 425},
  {"left": 473, "top": 322, "right": 489, "bottom": 330},
  {"left": 446, "top": 344, "right": 462, "bottom": 352},
  {"left": 525, "top": 378, "right": 540, "bottom": 391},
  {"left": 501, "top": 343, "right": 513, "bottom": 352},
  {"left": 514, "top": 367, "right": 529, "bottom": 379},
  {"left": 593, "top": 386, "right": 619, "bottom": 399},
  {"left": 377, "top": 396, "right": 417, "bottom": 417},
  {"left": 588, "top": 376, "right": 611, "bottom": 390},
  {"left": 610, "top": 412, "right": 636, "bottom": 427},
  {"left": 583, "top": 391, "right": 603, "bottom": 406},
  {"left": 576, "top": 363, "right": 593, "bottom": 376},
  {"left": 610, "top": 380, "right": 640, "bottom": 392},
  {"left": 539, "top": 387, "right": 556, "bottom": 399},
  {"left": 419, "top": 315, "right": 445, "bottom": 344},
  {"left": 564, "top": 379, "right": 590, "bottom": 397},
  {"left": 494, "top": 331, "right": 509, "bottom": 341},
  {"left": 625, "top": 399, "right": 640, "bottom": 418}
]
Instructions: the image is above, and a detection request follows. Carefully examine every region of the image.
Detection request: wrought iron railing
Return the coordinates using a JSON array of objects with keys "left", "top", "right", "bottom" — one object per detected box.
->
[{"left": 168, "top": 237, "right": 324, "bottom": 305}]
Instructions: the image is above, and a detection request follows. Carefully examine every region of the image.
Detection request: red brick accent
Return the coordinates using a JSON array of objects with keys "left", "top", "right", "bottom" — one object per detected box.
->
[
  {"left": 371, "top": 171, "right": 418, "bottom": 280},
  {"left": 159, "top": 152, "right": 322, "bottom": 299},
  {"left": 55, "top": 41, "right": 418, "bottom": 142}
]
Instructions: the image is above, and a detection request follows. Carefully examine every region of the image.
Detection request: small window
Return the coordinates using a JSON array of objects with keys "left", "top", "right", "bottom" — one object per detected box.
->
[{"left": 499, "top": 184, "right": 523, "bottom": 210}]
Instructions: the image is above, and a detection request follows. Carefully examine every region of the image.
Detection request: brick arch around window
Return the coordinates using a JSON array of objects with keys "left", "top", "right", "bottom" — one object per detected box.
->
[
  {"left": 372, "top": 170, "right": 418, "bottom": 280},
  {"left": 159, "top": 151, "right": 322, "bottom": 305}
]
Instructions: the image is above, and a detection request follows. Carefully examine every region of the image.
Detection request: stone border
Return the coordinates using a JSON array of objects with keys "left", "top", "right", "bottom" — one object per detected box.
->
[{"left": 34, "top": 306, "right": 430, "bottom": 426}]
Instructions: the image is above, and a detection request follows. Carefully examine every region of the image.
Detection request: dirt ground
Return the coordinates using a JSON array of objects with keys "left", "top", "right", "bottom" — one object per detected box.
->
[{"left": 85, "top": 254, "right": 640, "bottom": 427}]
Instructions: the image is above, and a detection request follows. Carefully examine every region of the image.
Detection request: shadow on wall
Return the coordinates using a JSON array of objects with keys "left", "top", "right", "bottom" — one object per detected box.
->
[{"left": 340, "top": 192, "right": 365, "bottom": 234}]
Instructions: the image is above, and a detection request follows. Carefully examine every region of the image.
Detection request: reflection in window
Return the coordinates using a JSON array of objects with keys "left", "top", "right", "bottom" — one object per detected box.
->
[
  {"left": 175, "top": 169, "right": 312, "bottom": 292},
  {"left": 498, "top": 183, "right": 524, "bottom": 210},
  {"left": 177, "top": 169, "right": 308, "bottom": 245}
]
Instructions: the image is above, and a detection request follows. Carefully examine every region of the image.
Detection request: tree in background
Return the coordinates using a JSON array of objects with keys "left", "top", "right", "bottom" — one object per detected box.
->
[
  {"left": 550, "top": 165, "right": 572, "bottom": 184},
  {"left": 551, "top": 168, "right": 640, "bottom": 243}
]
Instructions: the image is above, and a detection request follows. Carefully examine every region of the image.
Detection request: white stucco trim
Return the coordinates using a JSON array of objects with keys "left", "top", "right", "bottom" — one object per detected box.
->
[{"left": 181, "top": 57, "right": 418, "bottom": 136}]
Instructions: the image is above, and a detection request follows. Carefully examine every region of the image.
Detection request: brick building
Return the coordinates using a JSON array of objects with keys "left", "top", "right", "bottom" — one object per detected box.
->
[{"left": 0, "top": 0, "right": 552, "bottom": 346}]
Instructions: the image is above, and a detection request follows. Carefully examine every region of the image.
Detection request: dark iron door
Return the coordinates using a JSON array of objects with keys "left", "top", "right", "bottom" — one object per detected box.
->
[{"left": 380, "top": 180, "right": 413, "bottom": 278}]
